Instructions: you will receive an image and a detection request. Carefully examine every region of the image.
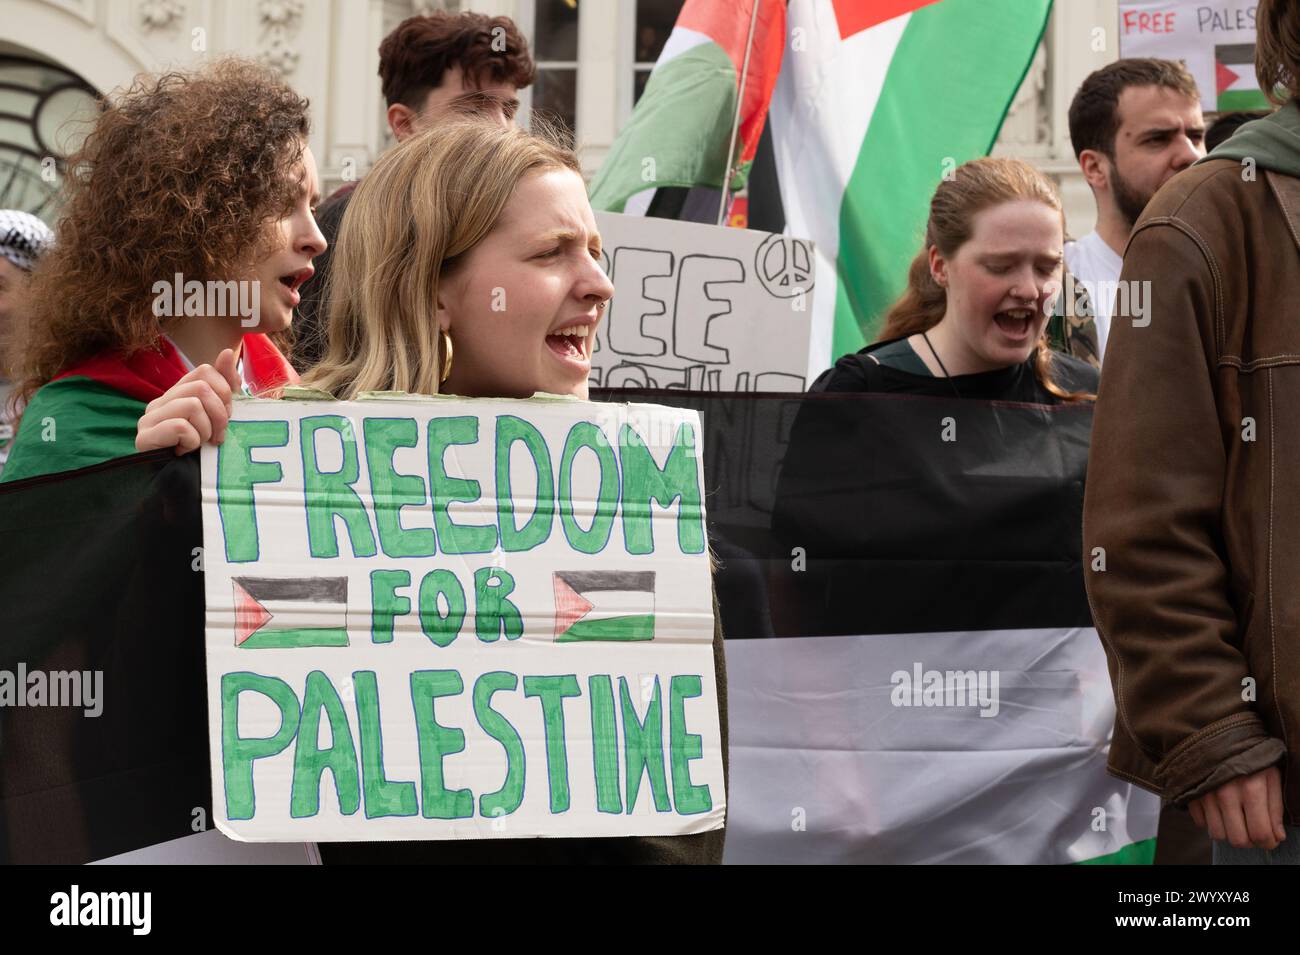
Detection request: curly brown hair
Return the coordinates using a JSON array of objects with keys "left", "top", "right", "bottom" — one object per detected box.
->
[
  {"left": 1256, "top": 0, "right": 1300, "bottom": 103},
  {"left": 14, "top": 57, "right": 310, "bottom": 401},
  {"left": 378, "top": 12, "right": 535, "bottom": 108}
]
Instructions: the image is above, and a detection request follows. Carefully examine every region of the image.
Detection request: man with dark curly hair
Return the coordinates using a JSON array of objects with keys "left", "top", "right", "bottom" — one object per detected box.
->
[
  {"left": 293, "top": 11, "right": 536, "bottom": 370},
  {"left": 1, "top": 58, "right": 325, "bottom": 484}
]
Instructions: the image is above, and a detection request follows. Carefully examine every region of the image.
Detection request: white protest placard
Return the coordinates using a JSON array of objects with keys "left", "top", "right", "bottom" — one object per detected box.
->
[
  {"left": 1118, "top": 1, "right": 1269, "bottom": 113},
  {"left": 592, "top": 211, "right": 814, "bottom": 392},
  {"left": 200, "top": 395, "right": 724, "bottom": 842}
]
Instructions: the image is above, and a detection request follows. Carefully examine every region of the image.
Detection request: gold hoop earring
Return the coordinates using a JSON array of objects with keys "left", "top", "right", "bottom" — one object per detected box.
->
[{"left": 439, "top": 328, "right": 454, "bottom": 384}]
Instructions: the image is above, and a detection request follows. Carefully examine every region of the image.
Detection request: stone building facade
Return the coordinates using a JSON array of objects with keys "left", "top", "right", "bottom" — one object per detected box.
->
[{"left": 1, "top": 0, "right": 1131, "bottom": 236}]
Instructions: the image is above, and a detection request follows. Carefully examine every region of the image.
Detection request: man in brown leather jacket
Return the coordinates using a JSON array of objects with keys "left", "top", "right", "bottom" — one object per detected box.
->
[{"left": 1084, "top": 0, "right": 1300, "bottom": 863}]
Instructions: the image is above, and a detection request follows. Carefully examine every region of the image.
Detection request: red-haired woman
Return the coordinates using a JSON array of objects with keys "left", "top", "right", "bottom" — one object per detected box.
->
[
  {"left": 2, "top": 58, "right": 324, "bottom": 483},
  {"left": 817, "top": 157, "right": 1096, "bottom": 398},
  {"left": 761, "top": 158, "right": 1156, "bottom": 864}
]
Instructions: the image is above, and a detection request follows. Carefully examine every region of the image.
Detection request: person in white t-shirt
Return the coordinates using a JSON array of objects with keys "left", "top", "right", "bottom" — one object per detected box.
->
[{"left": 1065, "top": 58, "right": 1206, "bottom": 361}]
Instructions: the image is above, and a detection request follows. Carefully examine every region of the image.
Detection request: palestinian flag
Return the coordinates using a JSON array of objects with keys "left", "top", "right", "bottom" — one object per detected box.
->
[
  {"left": 588, "top": 0, "right": 786, "bottom": 215},
  {"left": 0, "top": 453, "right": 307, "bottom": 863},
  {"left": 593, "top": 0, "right": 1052, "bottom": 370},
  {"left": 594, "top": 386, "right": 1161, "bottom": 864},
  {"left": 772, "top": 0, "right": 1053, "bottom": 364},
  {"left": 552, "top": 571, "right": 656, "bottom": 642},
  {"left": 232, "top": 576, "right": 350, "bottom": 648},
  {"left": 2, "top": 394, "right": 1157, "bottom": 865},
  {"left": 1216, "top": 43, "right": 1271, "bottom": 112}
]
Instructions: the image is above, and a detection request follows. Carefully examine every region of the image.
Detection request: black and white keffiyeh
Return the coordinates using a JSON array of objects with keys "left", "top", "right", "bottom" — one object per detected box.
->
[{"left": 0, "top": 210, "right": 53, "bottom": 272}]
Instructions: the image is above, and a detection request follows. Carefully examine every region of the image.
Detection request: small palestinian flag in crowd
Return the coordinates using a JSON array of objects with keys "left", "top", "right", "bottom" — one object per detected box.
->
[{"left": 1216, "top": 43, "right": 1271, "bottom": 111}]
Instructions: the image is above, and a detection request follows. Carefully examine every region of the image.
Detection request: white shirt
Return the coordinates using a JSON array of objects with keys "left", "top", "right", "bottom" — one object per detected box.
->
[
  {"left": 164, "top": 336, "right": 250, "bottom": 392},
  {"left": 1063, "top": 231, "right": 1124, "bottom": 362}
]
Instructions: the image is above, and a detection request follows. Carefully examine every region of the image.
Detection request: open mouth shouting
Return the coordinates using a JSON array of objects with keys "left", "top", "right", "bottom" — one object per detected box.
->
[
  {"left": 545, "top": 320, "right": 594, "bottom": 367},
  {"left": 278, "top": 267, "right": 314, "bottom": 307},
  {"left": 992, "top": 307, "right": 1037, "bottom": 344}
]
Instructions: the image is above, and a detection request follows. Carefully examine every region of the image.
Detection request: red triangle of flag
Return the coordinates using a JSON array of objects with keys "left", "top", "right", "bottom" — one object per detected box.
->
[
  {"left": 831, "top": 0, "right": 939, "bottom": 40},
  {"left": 1216, "top": 58, "right": 1241, "bottom": 96},
  {"left": 553, "top": 574, "right": 595, "bottom": 639},
  {"left": 233, "top": 580, "right": 273, "bottom": 645}
]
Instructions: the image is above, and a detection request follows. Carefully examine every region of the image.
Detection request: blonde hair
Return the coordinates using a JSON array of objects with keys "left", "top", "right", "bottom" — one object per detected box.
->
[
  {"left": 878, "top": 156, "right": 1088, "bottom": 401},
  {"left": 302, "top": 119, "right": 581, "bottom": 399}
]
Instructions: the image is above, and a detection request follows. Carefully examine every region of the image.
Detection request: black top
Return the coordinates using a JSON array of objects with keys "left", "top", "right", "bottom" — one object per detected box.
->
[
  {"left": 812, "top": 337, "right": 1099, "bottom": 402},
  {"left": 291, "top": 183, "right": 355, "bottom": 371},
  {"left": 863, "top": 336, "right": 933, "bottom": 376}
]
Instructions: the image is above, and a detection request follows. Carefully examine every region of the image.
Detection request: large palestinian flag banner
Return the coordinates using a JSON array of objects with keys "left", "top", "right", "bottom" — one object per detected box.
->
[
  {"left": 591, "top": 0, "right": 1053, "bottom": 370},
  {"left": 0, "top": 387, "right": 1158, "bottom": 864},
  {"left": 595, "top": 387, "right": 1160, "bottom": 864},
  {"left": 0, "top": 453, "right": 310, "bottom": 863}
]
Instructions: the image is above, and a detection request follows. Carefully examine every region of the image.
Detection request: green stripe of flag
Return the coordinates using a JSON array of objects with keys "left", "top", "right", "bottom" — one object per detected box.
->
[
  {"left": 589, "top": 41, "right": 736, "bottom": 213},
  {"left": 556, "top": 614, "right": 656, "bottom": 643},
  {"left": 239, "top": 628, "right": 350, "bottom": 649},
  {"left": 833, "top": 0, "right": 1053, "bottom": 356},
  {"left": 1217, "top": 89, "right": 1272, "bottom": 112},
  {"left": 1077, "top": 837, "right": 1156, "bottom": 865}
]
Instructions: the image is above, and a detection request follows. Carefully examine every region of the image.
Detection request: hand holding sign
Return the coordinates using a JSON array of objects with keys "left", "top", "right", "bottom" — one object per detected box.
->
[{"left": 136, "top": 347, "right": 241, "bottom": 454}]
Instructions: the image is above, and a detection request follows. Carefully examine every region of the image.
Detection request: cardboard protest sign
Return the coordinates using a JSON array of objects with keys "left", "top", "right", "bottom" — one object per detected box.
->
[
  {"left": 1119, "top": 1, "right": 1270, "bottom": 112},
  {"left": 200, "top": 396, "right": 725, "bottom": 843},
  {"left": 592, "top": 211, "right": 814, "bottom": 393}
]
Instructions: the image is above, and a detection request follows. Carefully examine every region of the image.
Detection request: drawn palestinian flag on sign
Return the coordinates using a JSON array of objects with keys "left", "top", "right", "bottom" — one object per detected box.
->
[
  {"left": 553, "top": 571, "right": 656, "bottom": 642},
  {"left": 233, "top": 576, "right": 349, "bottom": 648},
  {"left": 1216, "top": 43, "right": 1270, "bottom": 111}
]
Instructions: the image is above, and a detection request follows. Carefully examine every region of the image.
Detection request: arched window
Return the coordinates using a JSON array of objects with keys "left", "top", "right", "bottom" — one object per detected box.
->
[{"left": 0, "top": 53, "right": 99, "bottom": 218}]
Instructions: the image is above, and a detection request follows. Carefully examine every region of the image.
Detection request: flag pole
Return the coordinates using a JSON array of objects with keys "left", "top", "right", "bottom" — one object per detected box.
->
[{"left": 717, "top": 0, "right": 763, "bottom": 226}]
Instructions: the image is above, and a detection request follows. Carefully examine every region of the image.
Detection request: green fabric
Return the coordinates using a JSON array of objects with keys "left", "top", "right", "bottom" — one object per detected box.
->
[
  {"left": 588, "top": 41, "right": 737, "bottom": 213},
  {"left": 833, "top": 0, "right": 1053, "bottom": 356},
  {"left": 1199, "top": 98, "right": 1300, "bottom": 176},
  {"left": 1076, "top": 837, "right": 1156, "bottom": 865},
  {"left": 0, "top": 376, "right": 145, "bottom": 484}
]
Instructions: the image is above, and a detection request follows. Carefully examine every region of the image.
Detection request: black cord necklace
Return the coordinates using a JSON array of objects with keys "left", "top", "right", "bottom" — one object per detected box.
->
[{"left": 921, "top": 331, "right": 962, "bottom": 400}]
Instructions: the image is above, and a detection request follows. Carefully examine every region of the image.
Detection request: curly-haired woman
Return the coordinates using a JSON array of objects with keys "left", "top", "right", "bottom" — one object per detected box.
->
[{"left": 1, "top": 58, "right": 324, "bottom": 483}]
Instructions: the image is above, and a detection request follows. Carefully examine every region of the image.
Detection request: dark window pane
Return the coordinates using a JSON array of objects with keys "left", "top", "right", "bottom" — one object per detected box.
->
[
  {"left": 634, "top": 69, "right": 652, "bottom": 104},
  {"left": 534, "top": 0, "right": 579, "bottom": 62},
  {"left": 532, "top": 67, "right": 576, "bottom": 145},
  {"left": 636, "top": 0, "right": 684, "bottom": 62}
]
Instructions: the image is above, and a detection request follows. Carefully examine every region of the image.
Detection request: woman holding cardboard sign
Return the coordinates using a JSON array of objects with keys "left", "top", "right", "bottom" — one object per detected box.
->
[{"left": 138, "top": 120, "right": 728, "bottom": 864}]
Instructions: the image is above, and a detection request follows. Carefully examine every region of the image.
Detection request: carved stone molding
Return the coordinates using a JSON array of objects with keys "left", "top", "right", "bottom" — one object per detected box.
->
[
  {"left": 413, "top": 0, "right": 459, "bottom": 14},
  {"left": 138, "top": 0, "right": 185, "bottom": 31},
  {"left": 258, "top": 0, "right": 303, "bottom": 74}
]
